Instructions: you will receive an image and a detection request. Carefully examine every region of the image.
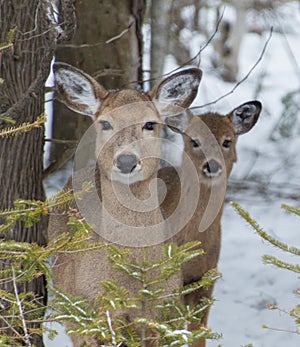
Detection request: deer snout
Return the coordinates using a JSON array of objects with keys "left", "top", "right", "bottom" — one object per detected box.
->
[
  {"left": 116, "top": 154, "right": 138, "bottom": 174},
  {"left": 203, "top": 159, "right": 222, "bottom": 178}
]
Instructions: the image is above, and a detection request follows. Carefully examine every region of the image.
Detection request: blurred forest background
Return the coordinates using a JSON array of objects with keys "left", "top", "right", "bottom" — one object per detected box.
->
[{"left": 0, "top": 1, "right": 299, "bottom": 346}]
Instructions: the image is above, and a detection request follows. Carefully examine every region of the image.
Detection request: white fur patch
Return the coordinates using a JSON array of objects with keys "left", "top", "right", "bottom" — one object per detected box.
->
[
  {"left": 111, "top": 164, "right": 143, "bottom": 185},
  {"left": 160, "top": 127, "right": 184, "bottom": 168},
  {"left": 55, "top": 69, "right": 100, "bottom": 116},
  {"left": 159, "top": 74, "right": 199, "bottom": 104}
]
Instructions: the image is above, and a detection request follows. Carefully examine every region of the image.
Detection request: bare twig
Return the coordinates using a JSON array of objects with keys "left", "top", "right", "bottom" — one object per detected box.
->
[
  {"left": 59, "top": 21, "right": 134, "bottom": 49},
  {"left": 262, "top": 324, "right": 300, "bottom": 335},
  {"left": 122, "top": 9, "right": 225, "bottom": 88},
  {"left": 195, "top": 27, "right": 274, "bottom": 109},
  {"left": 0, "top": 315, "right": 23, "bottom": 340},
  {"left": 226, "top": 176, "right": 300, "bottom": 202},
  {"left": 12, "top": 266, "right": 32, "bottom": 347},
  {"left": 169, "top": 7, "right": 226, "bottom": 72}
]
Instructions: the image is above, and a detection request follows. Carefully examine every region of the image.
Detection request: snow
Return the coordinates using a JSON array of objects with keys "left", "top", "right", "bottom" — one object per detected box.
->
[
  {"left": 191, "top": 3, "right": 300, "bottom": 346},
  {"left": 44, "top": 2, "right": 300, "bottom": 346}
]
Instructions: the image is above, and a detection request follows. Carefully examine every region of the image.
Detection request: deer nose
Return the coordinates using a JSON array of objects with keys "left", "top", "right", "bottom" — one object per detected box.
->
[
  {"left": 203, "top": 159, "right": 222, "bottom": 177},
  {"left": 116, "top": 154, "right": 138, "bottom": 174}
]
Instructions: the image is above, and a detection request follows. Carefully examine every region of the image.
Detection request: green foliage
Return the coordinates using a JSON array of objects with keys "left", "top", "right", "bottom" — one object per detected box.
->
[
  {"left": 0, "top": 113, "right": 46, "bottom": 137},
  {"left": 49, "top": 241, "right": 221, "bottom": 346},
  {"left": 0, "top": 182, "right": 92, "bottom": 234},
  {"left": 0, "top": 27, "right": 17, "bottom": 89},
  {"left": 0, "top": 187, "right": 220, "bottom": 345},
  {"left": 231, "top": 201, "right": 300, "bottom": 335},
  {"left": 0, "top": 184, "right": 99, "bottom": 345},
  {"left": 0, "top": 27, "right": 16, "bottom": 52},
  {"left": 0, "top": 276, "right": 45, "bottom": 347},
  {"left": 0, "top": 114, "right": 16, "bottom": 124}
]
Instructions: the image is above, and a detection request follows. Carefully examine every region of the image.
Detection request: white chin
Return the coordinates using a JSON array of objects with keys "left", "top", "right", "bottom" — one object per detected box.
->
[
  {"left": 203, "top": 168, "right": 222, "bottom": 179},
  {"left": 111, "top": 171, "right": 143, "bottom": 185}
]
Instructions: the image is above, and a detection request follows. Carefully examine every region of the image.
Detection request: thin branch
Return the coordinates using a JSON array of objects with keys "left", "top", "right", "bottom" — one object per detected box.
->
[
  {"left": 196, "top": 27, "right": 274, "bottom": 109},
  {"left": 0, "top": 113, "right": 46, "bottom": 138},
  {"left": 168, "top": 7, "right": 226, "bottom": 72},
  {"left": 12, "top": 266, "right": 32, "bottom": 347},
  {"left": 262, "top": 324, "right": 300, "bottom": 335},
  {"left": 0, "top": 315, "right": 23, "bottom": 340},
  {"left": 44, "top": 138, "right": 78, "bottom": 144},
  {"left": 59, "top": 21, "right": 134, "bottom": 49},
  {"left": 106, "top": 310, "right": 117, "bottom": 345},
  {"left": 123, "top": 9, "right": 225, "bottom": 89}
]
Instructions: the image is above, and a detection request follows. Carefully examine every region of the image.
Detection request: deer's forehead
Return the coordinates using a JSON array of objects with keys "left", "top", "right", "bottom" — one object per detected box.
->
[
  {"left": 96, "top": 93, "right": 159, "bottom": 123},
  {"left": 97, "top": 107, "right": 161, "bottom": 126},
  {"left": 190, "top": 114, "right": 235, "bottom": 139}
]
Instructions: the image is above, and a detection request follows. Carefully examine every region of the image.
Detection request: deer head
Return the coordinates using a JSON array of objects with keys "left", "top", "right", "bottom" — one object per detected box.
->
[
  {"left": 53, "top": 63, "right": 202, "bottom": 185},
  {"left": 165, "top": 100, "right": 262, "bottom": 184}
]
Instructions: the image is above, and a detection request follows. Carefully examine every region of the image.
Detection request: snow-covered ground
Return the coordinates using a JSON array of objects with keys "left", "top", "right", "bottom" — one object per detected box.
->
[
  {"left": 44, "top": 2, "right": 300, "bottom": 346},
  {"left": 193, "top": 3, "right": 300, "bottom": 346}
]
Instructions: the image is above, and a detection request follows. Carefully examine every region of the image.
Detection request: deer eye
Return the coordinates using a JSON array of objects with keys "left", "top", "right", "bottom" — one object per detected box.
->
[
  {"left": 222, "top": 139, "right": 232, "bottom": 148},
  {"left": 99, "top": 120, "right": 112, "bottom": 130},
  {"left": 143, "top": 121, "right": 156, "bottom": 131},
  {"left": 191, "top": 139, "right": 201, "bottom": 148}
]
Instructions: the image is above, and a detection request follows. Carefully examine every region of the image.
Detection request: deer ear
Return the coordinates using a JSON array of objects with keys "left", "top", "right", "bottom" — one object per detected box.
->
[
  {"left": 150, "top": 68, "right": 202, "bottom": 108},
  {"left": 53, "top": 62, "right": 109, "bottom": 119},
  {"left": 230, "top": 100, "right": 262, "bottom": 135},
  {"left": 165, "top": 110, "right": 194, "bottom": 134}
]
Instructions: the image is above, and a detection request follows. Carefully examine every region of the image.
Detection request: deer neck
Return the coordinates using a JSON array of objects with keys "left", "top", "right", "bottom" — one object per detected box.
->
[
  {"left": 158, "top": 162, "right": 227, "bottom": 238},
  {"left": 98, "top": 169, "right": 165, "bottom": 229},
  {"left": 182, "top": 162, "right": 227, "bottom": 234}
]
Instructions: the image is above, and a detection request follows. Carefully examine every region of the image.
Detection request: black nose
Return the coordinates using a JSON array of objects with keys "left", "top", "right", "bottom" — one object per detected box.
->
[
  {"left": 203, "top": 159, "right": 222, "bottom": 176},
  {"left": 116, "top": 154, "right": 138, "bottom": 174}
]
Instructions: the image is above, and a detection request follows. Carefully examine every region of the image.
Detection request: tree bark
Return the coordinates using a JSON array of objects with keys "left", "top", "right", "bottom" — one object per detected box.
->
[
  {"left": 150, "top": 0, "right": 172, "bottom": 87},
  {"left": 212, "top": 1, "right": 247, "bottom": 82},
  {"left": 49, "top": 0, "right": 146, "bottom": 172},
  {"left": 0, "top": 1, "right": 55, "bottom": 345}
]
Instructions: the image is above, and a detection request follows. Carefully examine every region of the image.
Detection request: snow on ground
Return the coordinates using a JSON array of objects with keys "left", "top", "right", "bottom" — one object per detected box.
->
[
  {"left": 44, "top": 2, "right": 300, "bottom": 346},
  {"left": 194, "top": 3, "right": 300, "bottom": 346}
]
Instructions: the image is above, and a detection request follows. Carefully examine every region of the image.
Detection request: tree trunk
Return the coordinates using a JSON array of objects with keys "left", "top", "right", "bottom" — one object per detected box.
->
[
  {"left": 212, "top": 1, "right": 247, "bottom": 82},
  {"left": 49, "top": 0, "right": 146, "bottom": 173},
  {"left": 0, "top": 1, "right": 54, "bottom": 345},
  {"left": 150, "top": 0, "right": 172, "bottom": 87}
]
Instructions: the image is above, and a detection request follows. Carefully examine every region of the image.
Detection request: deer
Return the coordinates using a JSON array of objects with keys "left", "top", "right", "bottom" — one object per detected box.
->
[
  {"left": 158, "top": 100, "right": 262, "bottom": 347},
  {"left": 48, "top": 62, "right": 203, "bottom": 347}
]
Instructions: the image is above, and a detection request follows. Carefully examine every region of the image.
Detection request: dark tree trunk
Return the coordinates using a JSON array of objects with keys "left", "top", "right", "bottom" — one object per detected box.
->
[
  {"left": 49, "top": 0, "right": 146, "bottom": 173},
  {"left": 0, "top": 1, "right": 55, "bottom": 345}
]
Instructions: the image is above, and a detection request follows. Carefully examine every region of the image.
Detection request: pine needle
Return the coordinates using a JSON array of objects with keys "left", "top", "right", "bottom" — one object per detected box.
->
[{"left": 0, "top": 113, "right": 46, "bottom": 138}]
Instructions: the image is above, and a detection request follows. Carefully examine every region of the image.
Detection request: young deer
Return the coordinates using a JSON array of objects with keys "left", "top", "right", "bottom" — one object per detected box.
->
[
  {"left": 158, "top": 101, "right": 262, "bottom": 347},
  {"left": 48, "top": 63, "right": 202, "bottom": 346}
]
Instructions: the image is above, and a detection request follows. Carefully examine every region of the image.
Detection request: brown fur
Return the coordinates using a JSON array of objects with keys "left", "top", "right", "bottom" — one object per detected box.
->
[
  {"left": 49, "top": 63, "right": 203, "bottom": 346},
  {"left": 159, "top": 104, "right": 261, "bottom": 347}
]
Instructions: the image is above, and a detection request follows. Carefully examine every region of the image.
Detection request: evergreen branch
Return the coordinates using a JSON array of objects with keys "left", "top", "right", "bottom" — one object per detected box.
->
[
  {"left": 0, "top": 182, "right": 91, "bottom": 230},
  {"left": 0, "top": 27, "right": 17, "bottom": 52},
  {"left": 179, "top": 269, "right": 221, "bottom": 297},
  {"left": 262, "top": 255, "right": 300, "bottom": 273},
  {"left": 281, "top": 204, "right": 300, "bottom": 217},
  {"left": 0, "top": 315, "right": 25, "bottom": 347},
  {"left": 47, "top": 181, "right": 92, "bottom": 211},
  {"left": 231, "top": 201, "right": 300, "bottom": 256},
  {"left": 0, "top": 113, "right": 46, "bottom": 138},
  {"left": 0, "top": 115, "right": 16, "bottom": 124}
]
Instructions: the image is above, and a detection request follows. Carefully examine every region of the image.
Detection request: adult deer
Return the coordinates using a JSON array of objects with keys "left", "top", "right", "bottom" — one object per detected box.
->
[
  {"left": 159, "top": 101, "right": 262, "bottom": 347},
  {"left": 49, "top": 63, "right": 202, "bottom": 346}
]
